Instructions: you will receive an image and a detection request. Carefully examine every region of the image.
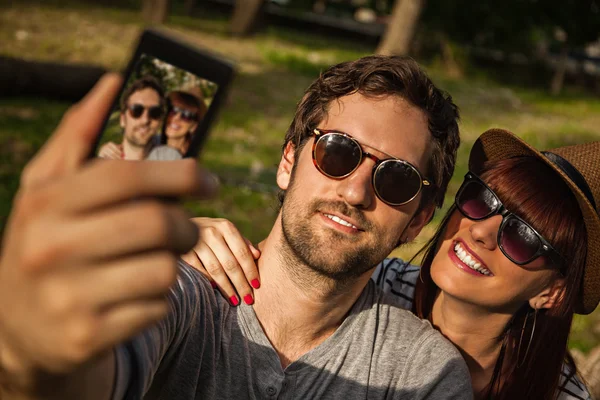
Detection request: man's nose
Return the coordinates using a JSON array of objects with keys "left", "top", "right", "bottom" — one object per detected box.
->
[
  {"left": 468, "top": 215, "right": 502, "bottom": 250},
  {"left": 140, "top": 109, "right": 151, "bottom": 124},
  {"left": 335, "top": 159, "right": 375, "bottom": 209}
]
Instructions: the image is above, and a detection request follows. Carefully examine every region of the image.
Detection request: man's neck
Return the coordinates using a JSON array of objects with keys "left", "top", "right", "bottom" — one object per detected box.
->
[
  {"left": 252, "top": 216, "right": 372, "bottom": 368},
  {"left": 122, "top": 140, "right": 147, "bottom": 161}
]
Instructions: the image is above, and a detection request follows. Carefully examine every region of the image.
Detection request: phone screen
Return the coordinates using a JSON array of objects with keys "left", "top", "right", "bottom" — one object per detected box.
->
[{"left": 95, "top": 52, "right": 220, "bottom": 162}]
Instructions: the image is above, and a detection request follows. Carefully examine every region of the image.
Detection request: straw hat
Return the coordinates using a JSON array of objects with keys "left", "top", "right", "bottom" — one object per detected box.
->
[{"left": 468, "top": 128, "right": 600, "bottom": 315}]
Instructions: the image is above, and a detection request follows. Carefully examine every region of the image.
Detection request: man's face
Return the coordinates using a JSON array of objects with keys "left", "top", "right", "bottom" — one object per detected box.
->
[
  {"left": 279, "top": 93, "right": 433, "bottom": 282},
  {"left": 120, "top": 88, "right": 163, "bottom": 148}
]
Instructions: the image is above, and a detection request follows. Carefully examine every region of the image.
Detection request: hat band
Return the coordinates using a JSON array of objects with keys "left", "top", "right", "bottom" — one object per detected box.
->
[{"left": 543, "top": 151, "right": 597, "bottom": 212}]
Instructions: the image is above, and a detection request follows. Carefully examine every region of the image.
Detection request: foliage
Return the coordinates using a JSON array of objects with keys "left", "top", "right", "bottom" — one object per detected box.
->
[{"left": 421, "top": 0, "right": 600, "bottom": 52}]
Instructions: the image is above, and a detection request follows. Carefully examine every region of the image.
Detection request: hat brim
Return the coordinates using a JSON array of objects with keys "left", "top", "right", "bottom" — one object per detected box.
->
[{"left": 469, "top": 128, "right": 600, "bottom": 314}]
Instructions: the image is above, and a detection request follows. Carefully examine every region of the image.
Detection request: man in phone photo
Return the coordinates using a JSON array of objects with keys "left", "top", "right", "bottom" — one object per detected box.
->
[
  {"left": 98, "top": 75, "right": 167, "bottom": 160},
  {"left": 0, "top": 55, "right": 473, "bottom": 400}
]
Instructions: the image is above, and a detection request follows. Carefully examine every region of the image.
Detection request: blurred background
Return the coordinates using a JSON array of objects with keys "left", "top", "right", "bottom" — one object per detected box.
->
[{"left": 1, "top": 0, "right": 599, "bottom": 392}]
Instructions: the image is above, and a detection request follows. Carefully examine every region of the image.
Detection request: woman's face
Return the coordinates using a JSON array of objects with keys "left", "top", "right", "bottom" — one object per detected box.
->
[
  {"left": 165, "top": 98, "right": 199, "bottom": 139},
  {"left": 430, "top": 209, "right": 560, "bottom": 314}
]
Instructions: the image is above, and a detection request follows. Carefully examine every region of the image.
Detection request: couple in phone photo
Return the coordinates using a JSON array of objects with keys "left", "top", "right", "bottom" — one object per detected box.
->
[
  {"left": 97, "top": 75, "right": 207, "bottom": 161},
  {"left": 1, "top": 54, "right": 599, "bottom": 400}
]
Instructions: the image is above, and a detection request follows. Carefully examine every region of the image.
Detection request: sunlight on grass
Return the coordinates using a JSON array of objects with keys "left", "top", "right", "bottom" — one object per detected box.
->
[{"left": 2, "top": 1, "right": 600, "bottom": 354}]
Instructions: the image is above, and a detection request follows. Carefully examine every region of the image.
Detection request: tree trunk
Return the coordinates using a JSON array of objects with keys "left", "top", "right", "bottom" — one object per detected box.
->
[
  {"left": 230, "top": 0, "right": 266, "bottom": 36},
  {"left": 184, "top": 0, "right": 196, "bottom": 15},
  {"left": 376, "top": 0, "right": 425, "bottom": 56},
  {"left": 550, "top": 44, "right": 569, "bottom": 96},
  {"left": 439, "top": 34, "right": 463, "bottom": 78},
  {"left": 142, "top": 0, "right": 170, "bottom": 24}
]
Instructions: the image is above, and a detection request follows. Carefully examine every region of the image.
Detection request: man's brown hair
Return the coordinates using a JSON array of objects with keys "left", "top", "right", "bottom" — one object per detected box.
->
[
  {"left": 120, "top": 75, "right": 166, "bottom": 112},
  {"left": 282, "top": 55, "right": 460, "bottom": 210}
]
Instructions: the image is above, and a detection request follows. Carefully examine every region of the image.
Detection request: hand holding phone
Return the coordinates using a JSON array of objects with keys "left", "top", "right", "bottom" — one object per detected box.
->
[{"left": 0, "top": 30, "right": 231, "bottom": 397}]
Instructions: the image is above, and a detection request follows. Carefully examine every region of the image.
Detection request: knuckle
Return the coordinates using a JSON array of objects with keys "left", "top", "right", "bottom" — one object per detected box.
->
[
  {"left": 234, "top": 247, "right": 252, "bottom": 263},
  {"left": 13, "top": 186, "right": 50, "bottom": 217},
  {"left": 65, "top": 318, "right": 97, "bottom": 364},
  {"left": 44, "top": 284, "right": 77, "bottom": 317},
  {"left": 21, "top": 239, "right": 66, "bottom": 273},
  {"left": 222, "top": 260, "right": 240, "bottom": 274},
  {"left": 202, "top": 226, "right": 220, "bottom": 242},
  {"left": 219, "top": 220, "right": 238, "bottom": 235},
  {"left": 204, "top": 261, "right": 224, "bottom": 276}
]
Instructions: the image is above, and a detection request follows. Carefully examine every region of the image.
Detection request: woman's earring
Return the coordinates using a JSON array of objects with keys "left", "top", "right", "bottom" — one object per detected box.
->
[{"left": 517, "top": 308, "right": 538, "bottom": 368}]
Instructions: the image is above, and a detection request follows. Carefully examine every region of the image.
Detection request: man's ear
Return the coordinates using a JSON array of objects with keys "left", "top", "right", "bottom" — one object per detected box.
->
[
  {"left": 529, "top": 278, "right": 566, "bottom": 310},
  {"left": 276, "top": 142, "right": 296, "bottom": 191},
  {"left": 120, "top": 112, "right": 126, "bottom": 129},
  {"left": 401, "top": 203, "right": 435, "bottom": 244}
]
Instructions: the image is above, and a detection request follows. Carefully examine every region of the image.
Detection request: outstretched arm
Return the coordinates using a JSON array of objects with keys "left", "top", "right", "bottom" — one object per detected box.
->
[{"left": 0, "top": 74, "right": 217, "bottom": 399}]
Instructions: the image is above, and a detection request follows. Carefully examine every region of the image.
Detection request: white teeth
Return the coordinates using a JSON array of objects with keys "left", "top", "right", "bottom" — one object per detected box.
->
[
  {"left": 325, "top": 214, "right": 357, "bottom": 229},
  {"left": 453, "top": 243, "right": 491, "bottom": 276}
]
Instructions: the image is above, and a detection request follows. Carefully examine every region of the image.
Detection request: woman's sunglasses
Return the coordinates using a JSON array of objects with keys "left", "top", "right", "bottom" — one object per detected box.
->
[
  {"left": 311, "top": 128, "right": 431, "bottom": 206},
  {"left": 169, "top": 106, "right": 198, "bottom": 122},
  {"left": 127, "top": 104, "right": 164, "bottom": 120},
  {"left": 455, "top": 172, "right": 563, "bottom": 268}
]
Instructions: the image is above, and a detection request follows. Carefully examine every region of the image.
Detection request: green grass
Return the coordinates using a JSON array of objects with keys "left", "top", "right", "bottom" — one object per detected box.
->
[{"left": 1, "top": 1, "right": 600, "bottom": 354}]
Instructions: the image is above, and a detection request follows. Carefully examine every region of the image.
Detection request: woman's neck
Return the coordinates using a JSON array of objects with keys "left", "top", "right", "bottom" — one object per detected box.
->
[
  {"left": 430, "top": 292, "right": 513, "bottom": 398},
  {"left": 167, "top": 136, "right": 188, "bottom": 154}
]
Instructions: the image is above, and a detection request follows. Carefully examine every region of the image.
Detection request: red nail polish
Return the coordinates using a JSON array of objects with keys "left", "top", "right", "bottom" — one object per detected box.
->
[
  {"left": 251, "top": 279, "right": 260, "bottom": 289},
  {"left": 230, "top": 296, "right": 239, "bottom": 306},
  {"left": 243, "top": 294, "right": 254, "bottom": 305},
  {"left": 210, "top": 281, "right": 217, "bottom": 289}
]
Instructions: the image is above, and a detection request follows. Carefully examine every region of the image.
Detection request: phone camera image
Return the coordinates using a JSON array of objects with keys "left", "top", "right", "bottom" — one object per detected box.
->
[{"left": 96, "top": 53, "right": 220, "bottom": 162}]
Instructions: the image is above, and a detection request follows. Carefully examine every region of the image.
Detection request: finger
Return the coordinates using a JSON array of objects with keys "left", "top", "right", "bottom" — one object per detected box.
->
[
  {"left": 54, "top": 158, "right": 218, "bottom": 214},
  {"left": 216, "top": 229, "right": 260, "bottom": 291},
  {"left": 22, "top": 74, "right": 123, "bottom": 188},
  {"left": 203, "top": 232, "right": 255, "bottom": 305},
  {"left": 97, "top": 297, "right": 170, "bottom": 352},
  {"left": 193, "top": 242, "right": 240, "bottom": 306},
  {"left": 76, "top": 251, "right": 179, "bottom": 308},
  {"left": 180, "top": 250, "right": 216, "bottom": 289},
  {"left": 244, "top": 239, "right": 261, "bottom": 260},
  {"left": 21, "top": 201, "right": 199, "bottom": 273}
]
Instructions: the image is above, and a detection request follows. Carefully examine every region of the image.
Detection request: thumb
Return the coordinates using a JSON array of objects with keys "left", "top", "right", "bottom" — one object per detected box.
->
[
  {"left": 244, "top": 239, "right": 261, "bottom": 259},
  {"left": 22, "top": 73, "right": 123, "bottom": 188}
]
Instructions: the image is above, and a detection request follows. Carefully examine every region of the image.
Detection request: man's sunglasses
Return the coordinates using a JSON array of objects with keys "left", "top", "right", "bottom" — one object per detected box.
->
[
  {"left": 127, "top": 104, "right": 164, "bottom": 120},
  {"left": 169, "top": 106, "right": 198, "bottom": 122},
  {"left": 455, "top": 172, "right": 563, "bottom": 268},
  {"left": 311, "top": 128, "right": 431, "bottom": 206}
]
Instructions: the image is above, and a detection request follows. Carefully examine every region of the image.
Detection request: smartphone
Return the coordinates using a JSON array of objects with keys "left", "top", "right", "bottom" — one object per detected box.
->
[{"left": 91, "top": 28, "right": 235, "bottom": 161}]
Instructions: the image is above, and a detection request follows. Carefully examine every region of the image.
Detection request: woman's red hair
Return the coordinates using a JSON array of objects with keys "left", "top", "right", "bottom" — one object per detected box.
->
[{"left": 413, "top": 155, "right": 587, "bottom": 399}]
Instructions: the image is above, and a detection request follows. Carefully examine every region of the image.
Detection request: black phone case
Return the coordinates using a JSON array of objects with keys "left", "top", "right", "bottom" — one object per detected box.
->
[{"left": 90, "top": 28, "right": 235, "bottom": 160}]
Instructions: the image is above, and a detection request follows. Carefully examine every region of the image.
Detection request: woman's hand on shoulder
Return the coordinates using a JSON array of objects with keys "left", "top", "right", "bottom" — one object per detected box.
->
[{"left": 183, "top": 217, "right": 261, "bottom": 305}]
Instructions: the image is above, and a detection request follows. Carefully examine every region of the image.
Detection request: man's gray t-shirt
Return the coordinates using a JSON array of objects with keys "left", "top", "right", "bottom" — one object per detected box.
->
[{"left": 113, "top": 262, "right": 472, "bottom": 399}]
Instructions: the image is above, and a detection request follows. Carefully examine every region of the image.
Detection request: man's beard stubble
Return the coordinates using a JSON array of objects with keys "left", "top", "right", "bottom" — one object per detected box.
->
[
  {"left": 125, "top": 124, "right": 155, "bottom": 148},
  {"left": 279, "top": 170, "right": 400, "bottom": 288}
]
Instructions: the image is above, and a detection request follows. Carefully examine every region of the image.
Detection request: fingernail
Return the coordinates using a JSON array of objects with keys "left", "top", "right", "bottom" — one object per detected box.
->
[
  {"left": 230, "top": 296, "right": 239, "bottom": 306},
  {"left": 210, "top": 281, "right": 217, "bottom": 289},
  {"left": 243, "top": 294, "right": 254, "bottom": 305},
  {"left": 251, "top": 279, "right": 261, "bottom": 289}
]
